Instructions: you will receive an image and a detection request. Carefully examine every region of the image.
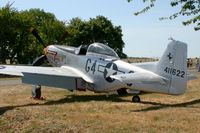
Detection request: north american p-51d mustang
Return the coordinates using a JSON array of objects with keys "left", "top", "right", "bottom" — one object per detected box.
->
[{"left": 0, "top": 30, "right": 193, "bottom": 102}]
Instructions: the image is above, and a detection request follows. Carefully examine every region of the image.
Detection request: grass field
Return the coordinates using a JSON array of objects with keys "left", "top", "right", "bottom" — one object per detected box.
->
[{"left": 0, "top": 73, "right": 200, "bottom": 133}]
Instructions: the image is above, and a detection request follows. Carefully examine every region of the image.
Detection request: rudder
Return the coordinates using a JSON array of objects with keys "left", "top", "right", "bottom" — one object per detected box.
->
[{"left": 156, "top": 40, "right": 187, "bottom": 95}]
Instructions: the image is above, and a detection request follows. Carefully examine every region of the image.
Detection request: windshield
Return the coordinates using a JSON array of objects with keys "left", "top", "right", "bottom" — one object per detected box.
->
[{"left": 87, "top": 43, "right": 119, "bottom": 58}]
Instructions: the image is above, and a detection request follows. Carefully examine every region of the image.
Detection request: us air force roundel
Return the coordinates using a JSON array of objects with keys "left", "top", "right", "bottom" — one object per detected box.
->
[
  {"left": 0, "top": 66, "right": 6, "bottom": 69},
  {"left": 104, "top": 62, "right": 118, "bottom": 83}
]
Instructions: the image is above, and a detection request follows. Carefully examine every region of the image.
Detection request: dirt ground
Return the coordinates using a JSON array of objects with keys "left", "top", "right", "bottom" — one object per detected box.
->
[{"left": 0, "top": 72, "right": 200, "bottom": 133}]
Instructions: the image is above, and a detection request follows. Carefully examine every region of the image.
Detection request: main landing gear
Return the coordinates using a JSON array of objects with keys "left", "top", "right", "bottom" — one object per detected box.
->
[
  {"left": 32, "top": 85, "right": 43, "bottom": 100},
  {"left": 117, "top": 88, "right": 141, "bottom": 103},
  {"left": 117, "top": 88, "right": 128, "bottom": 96},
  {"left": 132, "top": 95, "right": 140, "bottom": 103}
]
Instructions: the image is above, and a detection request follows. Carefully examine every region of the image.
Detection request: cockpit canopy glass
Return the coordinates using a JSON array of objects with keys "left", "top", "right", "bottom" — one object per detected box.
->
[{"left": 87, "top": 43, "right": 119, "bottom": 58}]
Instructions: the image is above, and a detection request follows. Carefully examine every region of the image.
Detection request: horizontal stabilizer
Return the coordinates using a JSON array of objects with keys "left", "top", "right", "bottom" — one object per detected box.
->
[
  {"left": 131, "top": 62, "right": 157, "bottom": 71},
  {"left": 110, "top": 72, "right": 168, "bottom": 84},
  {"left": 187, "top": 70, "right": 197, "bottom": 80}
]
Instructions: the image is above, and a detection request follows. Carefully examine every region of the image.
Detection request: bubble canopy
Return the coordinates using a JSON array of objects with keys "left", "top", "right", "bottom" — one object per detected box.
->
[{"left": 87, "top": 43, "right": 119, "bottom": 58}]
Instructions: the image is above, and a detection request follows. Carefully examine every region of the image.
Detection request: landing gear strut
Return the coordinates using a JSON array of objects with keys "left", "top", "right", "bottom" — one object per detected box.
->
[
  {"left": 32, "top": 85, "right": 42, "bottom": 99},
  {"left": 117, "top": 88, "right": 128, "bottom": 96},
  {"left": 132, "top": 95, "right": 140, "bottom": 103}
]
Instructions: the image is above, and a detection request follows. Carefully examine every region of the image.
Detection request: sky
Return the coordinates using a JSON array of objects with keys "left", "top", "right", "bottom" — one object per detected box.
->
[{"left": 0, "top": 0, "right": 199, "bottom": 58}]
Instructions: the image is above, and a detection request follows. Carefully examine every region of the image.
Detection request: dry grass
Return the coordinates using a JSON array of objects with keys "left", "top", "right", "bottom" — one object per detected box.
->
[{"left": 0, "top": 73, "right": 200, "bottom": 133}]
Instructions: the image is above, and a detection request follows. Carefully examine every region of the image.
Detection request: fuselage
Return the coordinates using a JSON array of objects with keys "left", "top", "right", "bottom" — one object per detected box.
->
[
  {"left": 46, "top": 44, "right": 124, "bottom": 92},
  {"left": 44, "top": 43, "right": 170, "bottom": 94}
]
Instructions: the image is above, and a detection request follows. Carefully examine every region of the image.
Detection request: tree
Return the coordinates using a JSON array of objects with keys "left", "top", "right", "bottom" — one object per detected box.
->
[
  {"left": 22, "top": 9, "right": 67, "bottom": 44},
  {"left": 0, "top": 4, "right": 66, "bottom": 64},
  {"left": 65, "top": 16, "right": 127, "bottom": 58},
  {"left": 0, "top": 4, "right": 21, "bottom": 63},
  {"left": 17, "top": 9, "right": 66, "bottom": 63},
  {"left": 0, "top": 4, "right": 127, "bottom": 64},
  {"left": 127, "top": 0, "right": 200, "bottom": 31}
]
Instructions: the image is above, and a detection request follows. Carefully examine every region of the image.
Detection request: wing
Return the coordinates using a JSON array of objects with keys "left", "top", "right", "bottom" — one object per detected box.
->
[{"left": 0, "top": 65, "right": 93, "bottom": 90}]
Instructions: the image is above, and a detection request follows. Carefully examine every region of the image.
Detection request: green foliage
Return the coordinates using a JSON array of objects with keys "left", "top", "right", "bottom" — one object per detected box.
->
[
  {"left": 0, "top": 4, "right": 22, "bottom": 63},
  {"left": 0, "top": 4, "right": 126, "bottom": 64},
  {"left": 65, "top": 16, "right": 127, "bottom": 58},
  {"left": 0, "top": 5, "right": 66, "bottom": 64},
  {"left": 127, "top": 0, "right": 200, "bottom": 31}
]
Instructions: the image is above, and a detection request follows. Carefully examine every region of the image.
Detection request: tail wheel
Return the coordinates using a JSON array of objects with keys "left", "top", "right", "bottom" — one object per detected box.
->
[{"left": 132, "top": 95, "right": 140, "bottom": 103}]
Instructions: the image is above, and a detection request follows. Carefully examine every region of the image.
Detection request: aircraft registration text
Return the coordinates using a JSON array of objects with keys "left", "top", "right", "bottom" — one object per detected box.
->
[{"left": 164, "top": 67, "right": 185, "bottom": 78}]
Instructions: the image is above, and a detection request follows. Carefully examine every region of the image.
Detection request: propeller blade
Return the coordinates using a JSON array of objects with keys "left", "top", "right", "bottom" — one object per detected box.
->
[
  {"left": 30, "top": 28, "right": 45, "bottom": 47},
  {"left": 32, "top": 55, "right": 47, "bottom": 66}
]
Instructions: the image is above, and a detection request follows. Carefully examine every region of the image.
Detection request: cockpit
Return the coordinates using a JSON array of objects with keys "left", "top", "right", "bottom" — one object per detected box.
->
[
  {"left": 78, "top": 43, "right": 119, "bottom": 58},
  {"left": 55, "top": 43, "right": 119, "bottom": 59}
]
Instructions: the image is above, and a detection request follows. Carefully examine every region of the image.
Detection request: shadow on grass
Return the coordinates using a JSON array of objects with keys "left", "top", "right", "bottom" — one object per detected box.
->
[
  {"left": 0, "top": 103, "right": 39, "bottom": 115},
  {"left": 45, "top": 94, "right": 130, "bottom": 104},
  {"left": 1, "top": 95, "right": 200, "bottom": 115},
  {"left": 0, "top": 94, "right": 129, "bottom": 115},
  {"left": 132, "top": 99, "right": 200, "bottom": 112}
]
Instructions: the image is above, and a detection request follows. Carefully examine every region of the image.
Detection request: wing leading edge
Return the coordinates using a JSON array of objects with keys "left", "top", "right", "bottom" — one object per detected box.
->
[{"left": 0, "top": 65, "right": 93, "bottom": 90}]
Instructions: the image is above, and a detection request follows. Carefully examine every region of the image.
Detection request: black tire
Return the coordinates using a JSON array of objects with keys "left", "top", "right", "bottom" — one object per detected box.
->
[
  {"left": 32, "top": 85, "right": 41, "bottom": 99},
  {"left": 35, "top": 87, "right": 41, "bottom": 99},
  {"left": 117, "top": 88, "right": 128, "bottom": 96},
  {"left": 132, "top": 95, "right": 140, "bottom": 103}
]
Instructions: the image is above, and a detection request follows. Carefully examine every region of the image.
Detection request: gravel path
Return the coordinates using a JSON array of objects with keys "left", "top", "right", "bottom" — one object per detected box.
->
[{"left": 0, "top": 79, "right": 22, "bottom": 86}]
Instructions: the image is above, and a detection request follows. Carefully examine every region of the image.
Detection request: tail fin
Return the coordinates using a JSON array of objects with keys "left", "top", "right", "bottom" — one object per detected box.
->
[{"left": 156, "top": 40, "right": 187, "bottom": 95}]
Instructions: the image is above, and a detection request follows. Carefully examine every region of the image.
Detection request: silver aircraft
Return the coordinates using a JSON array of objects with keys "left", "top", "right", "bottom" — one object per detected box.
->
[{"left": 0, "top": 31, "right": 193, "bottom": 102}]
